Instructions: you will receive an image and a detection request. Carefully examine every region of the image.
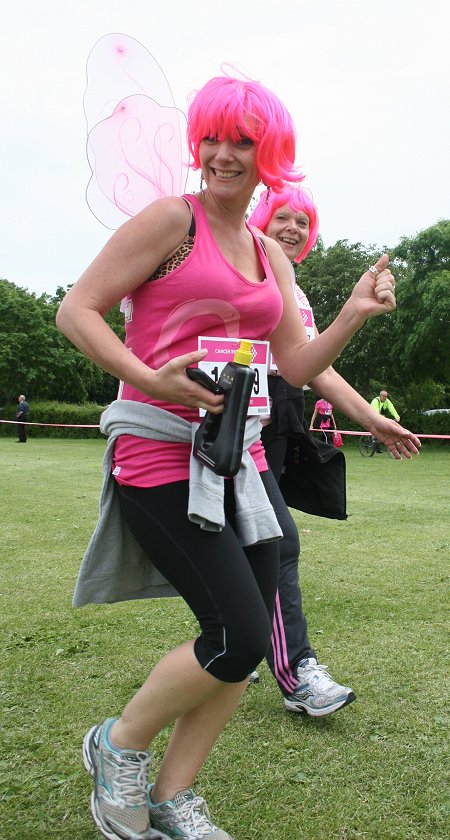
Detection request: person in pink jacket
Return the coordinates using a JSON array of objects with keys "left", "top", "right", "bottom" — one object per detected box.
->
[{"left": 310, "top": 397, "right": 337, "bottom": 443}]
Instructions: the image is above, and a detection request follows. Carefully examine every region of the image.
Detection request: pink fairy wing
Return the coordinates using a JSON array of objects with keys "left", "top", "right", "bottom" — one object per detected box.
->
[{"left": 84, "top": 33, "right": 188, "bottom": 229}]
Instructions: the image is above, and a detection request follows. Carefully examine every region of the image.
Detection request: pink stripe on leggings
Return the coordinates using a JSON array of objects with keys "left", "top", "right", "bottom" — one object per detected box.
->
[{"left": 270, "top": 590, "right": 298, "bottom": 693}]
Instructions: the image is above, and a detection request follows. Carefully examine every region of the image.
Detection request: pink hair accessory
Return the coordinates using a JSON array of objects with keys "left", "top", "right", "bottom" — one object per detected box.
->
[
  {"left": 187, "top": 76, "right": 303, "bottom": 192},
  {"left": 248, "top": 185, "right": 319, "bottom": 263}
]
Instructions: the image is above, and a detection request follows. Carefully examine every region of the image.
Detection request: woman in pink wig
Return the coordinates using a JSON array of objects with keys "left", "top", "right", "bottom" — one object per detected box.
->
[
  {"left": 57, "top": 74, "right": 417, "bottom": 840},
  {"left": 248, "top": 185, "right": 418, "bottom": 717}
]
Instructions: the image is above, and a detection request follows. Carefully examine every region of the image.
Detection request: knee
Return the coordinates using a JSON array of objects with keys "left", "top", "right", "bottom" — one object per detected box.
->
[
  {"left": 200, "top": 611, "right": 272, "bottom": 683},
  {"left": 234, "top": 614, "right": 273, "bottom": 677}
]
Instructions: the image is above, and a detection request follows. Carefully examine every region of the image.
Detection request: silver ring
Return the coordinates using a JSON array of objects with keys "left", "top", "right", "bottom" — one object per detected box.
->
[{"left": 368, "top": 265, "right": 379, "bottom": 276}]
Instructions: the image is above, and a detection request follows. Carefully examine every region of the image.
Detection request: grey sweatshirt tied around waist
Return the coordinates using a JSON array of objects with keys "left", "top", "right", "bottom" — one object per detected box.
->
[{"left": 72, "top": 400, "right": 282, "bottom": 607}]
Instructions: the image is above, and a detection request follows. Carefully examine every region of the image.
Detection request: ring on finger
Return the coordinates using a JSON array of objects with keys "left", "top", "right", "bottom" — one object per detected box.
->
[{"left": 368, "top": 265, "right": 379, "bottom": 276}]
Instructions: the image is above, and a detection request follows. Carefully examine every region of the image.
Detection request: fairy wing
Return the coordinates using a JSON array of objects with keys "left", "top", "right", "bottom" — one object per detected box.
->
[{"left": 84, "top": 33, "right": 188, "bottom": 229}]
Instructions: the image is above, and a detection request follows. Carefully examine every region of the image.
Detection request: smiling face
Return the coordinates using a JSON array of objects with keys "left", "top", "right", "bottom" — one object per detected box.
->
[
  {"left": 199, "top": 135, "right": 260, "bottom": 200},
  {"left": 187, "top": 76, "right": 299, "bottom": 193},
  {"left": 265, "top": 203, "right": 310, "bottom": 261}
]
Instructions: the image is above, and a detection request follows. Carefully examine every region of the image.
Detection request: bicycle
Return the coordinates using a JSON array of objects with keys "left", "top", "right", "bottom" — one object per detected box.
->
[{"left": 359, "top": 435, "right": 396, "bottom": 458}]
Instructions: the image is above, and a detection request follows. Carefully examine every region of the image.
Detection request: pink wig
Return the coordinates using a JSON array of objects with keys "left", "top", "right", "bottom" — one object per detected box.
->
[
  {"left": 248, "top": 185, "right": 319, "bottom": 263},
  {"left": 187, "top": 77, "right": 303, "bottom": 192}
]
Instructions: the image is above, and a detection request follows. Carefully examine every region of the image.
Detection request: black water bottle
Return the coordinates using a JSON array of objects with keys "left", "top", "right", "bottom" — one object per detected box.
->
[{"left": 187, "top": 341, "right": 256, "bottom": 477}]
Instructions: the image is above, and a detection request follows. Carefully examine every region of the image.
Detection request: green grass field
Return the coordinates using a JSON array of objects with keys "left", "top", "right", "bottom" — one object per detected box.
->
[{"left": 1, "top": 439, "right": 449, "bottom": 840}]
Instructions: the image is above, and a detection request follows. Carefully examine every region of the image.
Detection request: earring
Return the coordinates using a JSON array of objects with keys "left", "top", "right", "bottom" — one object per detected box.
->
[
  {"left": 265, "top": 186, "right": 271, "bottom": 205},
  {"left": 200, "top": 172, "right": 205, "bottom": 198}
]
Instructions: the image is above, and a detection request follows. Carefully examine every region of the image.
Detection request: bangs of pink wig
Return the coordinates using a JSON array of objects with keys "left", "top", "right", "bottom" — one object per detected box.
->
[
  {"left": 248, "top": 185, "right": 319, "bottom": 263},
  {"left": 187, "top": 77, "right": 303, "bottom": 192}
]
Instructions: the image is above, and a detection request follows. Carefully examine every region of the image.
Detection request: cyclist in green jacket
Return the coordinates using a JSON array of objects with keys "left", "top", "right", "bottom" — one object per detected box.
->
[
  {"left": 371, "top": 390, "right": 400, "bottom": 421},
  {"left": 370, "top": 391, "right": 400, "bottom": 450}
]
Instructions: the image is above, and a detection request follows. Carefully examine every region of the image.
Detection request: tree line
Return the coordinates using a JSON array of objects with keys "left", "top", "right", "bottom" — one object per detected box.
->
[
  {"left": 1, "top": 219, "right": 448, "bottom": 416},
  {"left": 297, "top": 219, "right": 449, "bottom": 415}
]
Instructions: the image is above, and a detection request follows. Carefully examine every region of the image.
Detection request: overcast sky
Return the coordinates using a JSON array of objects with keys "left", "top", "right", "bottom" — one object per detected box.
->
[{"left": 1, "top": 0, "right": 449, "bottom": 296}]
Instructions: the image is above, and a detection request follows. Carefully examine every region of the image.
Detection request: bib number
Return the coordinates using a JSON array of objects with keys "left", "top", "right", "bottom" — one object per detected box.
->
[{"left": 197, "top": 336, "right": 270, "bottom": 415}]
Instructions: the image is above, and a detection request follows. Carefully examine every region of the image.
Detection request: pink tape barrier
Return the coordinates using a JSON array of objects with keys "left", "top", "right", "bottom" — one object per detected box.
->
[{"left": 1, "top": 420, "right": 449, "bottom": 439}]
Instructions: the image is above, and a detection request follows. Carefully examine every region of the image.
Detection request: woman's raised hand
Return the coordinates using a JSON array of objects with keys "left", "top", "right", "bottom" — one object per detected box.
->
[{"left": 349, "top": 254, "right": 397, "bottom": 320}]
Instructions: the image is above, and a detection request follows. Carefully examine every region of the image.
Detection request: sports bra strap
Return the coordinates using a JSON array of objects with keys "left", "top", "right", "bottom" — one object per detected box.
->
[
  {"left": 182, "top": 196, "right": 196, "bottom": 237},
  {"left": 257, "top": 235, "right": 267, "bottom": 255}
]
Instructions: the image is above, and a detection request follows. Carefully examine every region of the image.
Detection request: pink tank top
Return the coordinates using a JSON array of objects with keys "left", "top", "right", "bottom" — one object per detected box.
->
[{"left": 113, "top": 195, "right": 283, "bottom": 487}]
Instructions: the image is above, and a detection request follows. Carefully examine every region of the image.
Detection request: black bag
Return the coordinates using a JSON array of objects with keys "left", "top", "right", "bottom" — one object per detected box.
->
[
  {"left": 279, "top": 429, "right": 347, "bottom": 521},
  {"left": 265, "top": 376, "right": 347, "bottom": 520}
]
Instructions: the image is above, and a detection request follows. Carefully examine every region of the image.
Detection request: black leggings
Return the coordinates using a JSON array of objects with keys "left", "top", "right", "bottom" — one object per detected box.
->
[{"left": 117, "top": 474, "right": 280, "bottom": 683}]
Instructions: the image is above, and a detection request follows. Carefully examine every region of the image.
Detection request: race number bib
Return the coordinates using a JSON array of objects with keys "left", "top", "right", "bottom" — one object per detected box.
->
[
  {"left": 197, "top": 336, "right": 270, "bottom": 415},
  {"left": 299, "top": 305, "right": 315, "bottom": 341}
]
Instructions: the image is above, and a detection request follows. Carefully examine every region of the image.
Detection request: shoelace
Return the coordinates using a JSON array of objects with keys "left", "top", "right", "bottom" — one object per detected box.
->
[
  {"left": 112, "top": 751, "right": 152, "bottom": 807},
  {"left": 176, "top": 795, "right": 216, "bottom": 837},
  {"left": 300, "top": 662, "right": 335, "bottom": 691}
]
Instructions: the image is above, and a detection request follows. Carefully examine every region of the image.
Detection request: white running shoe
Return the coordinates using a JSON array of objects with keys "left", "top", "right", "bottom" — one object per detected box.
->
[
  {"left": 148, "top": 786, "right": 234, "bottom": 839},
  {"left": 284, "top": 657, "right": 356, "bottom": 717},
  {"left": 83, "top": 717, "right": 162, "bottom": 839}
]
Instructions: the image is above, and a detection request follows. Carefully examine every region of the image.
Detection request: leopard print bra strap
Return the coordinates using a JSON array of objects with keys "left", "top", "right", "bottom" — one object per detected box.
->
[{"left": 147, "top": 198, "right": 195, "bottom": 281}]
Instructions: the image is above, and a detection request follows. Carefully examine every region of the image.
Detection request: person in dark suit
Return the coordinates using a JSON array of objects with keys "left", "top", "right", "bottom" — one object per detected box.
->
[{"left": 16, "top": 394, "right": 30, "bottom": 442}]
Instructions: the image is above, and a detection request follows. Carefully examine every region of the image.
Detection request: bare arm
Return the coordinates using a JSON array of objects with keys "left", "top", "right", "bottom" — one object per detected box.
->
[
  {"left": 264, "top": 238, "right": 396, "bottom": 388},
  {"left": 56, "top": 198, "right": 223, "bottom": 414},
  {"left": 309, "top": 365, "right": 420, "bottom": 459}
]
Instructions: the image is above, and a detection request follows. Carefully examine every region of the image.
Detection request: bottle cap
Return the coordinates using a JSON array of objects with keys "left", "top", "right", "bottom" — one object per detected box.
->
[{"left": 233, "top": 340, "right": 253, "bottom": 366}]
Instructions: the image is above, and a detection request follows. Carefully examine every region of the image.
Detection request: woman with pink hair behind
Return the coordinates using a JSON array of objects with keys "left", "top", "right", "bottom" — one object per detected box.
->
[
  {"left": 249, "top": 183, "right": 319, "bottom": 264},
  {"left": 248, "top": 186, "right": 418, "bottom": 717}
]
